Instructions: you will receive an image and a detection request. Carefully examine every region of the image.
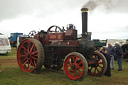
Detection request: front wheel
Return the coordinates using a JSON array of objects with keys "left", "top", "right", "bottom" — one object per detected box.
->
[{"left": 64, "top": 52, "right": 88, "bottom": 80}]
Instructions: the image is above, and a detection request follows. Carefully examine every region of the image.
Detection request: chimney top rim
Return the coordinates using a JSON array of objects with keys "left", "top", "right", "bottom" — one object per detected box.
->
[{"left": 81, "top": 8, "right": 89, "bottom": 11}]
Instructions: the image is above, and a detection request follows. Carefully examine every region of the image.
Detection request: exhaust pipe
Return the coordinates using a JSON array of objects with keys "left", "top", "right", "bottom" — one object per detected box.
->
[
  {"left": 81, "top": 8, "right": 88, "bottom": 34},
  {"left": 81, "top": 8, "right": 91, "bottom": 40}
]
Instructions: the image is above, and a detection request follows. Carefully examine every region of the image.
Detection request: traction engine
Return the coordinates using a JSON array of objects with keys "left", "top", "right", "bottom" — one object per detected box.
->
[
  {"left": 17, "top": 8, "right": 107, "bottom": 80},
  {"left": 122, "top": 43, "right": 128, "bottom": 60}
]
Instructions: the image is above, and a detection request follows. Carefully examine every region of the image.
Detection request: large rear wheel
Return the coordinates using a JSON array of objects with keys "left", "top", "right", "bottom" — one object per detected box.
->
[
  {"left": 64, "top": 52, "right": 88, "bottom": 80},
  {"left": 17, "top": 38, "right": 45, "bottom": 72}
]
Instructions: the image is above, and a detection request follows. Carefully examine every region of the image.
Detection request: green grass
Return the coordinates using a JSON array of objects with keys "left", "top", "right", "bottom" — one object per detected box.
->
[{"left": 0, "top": 48, "right": 128, "bottom": 85}]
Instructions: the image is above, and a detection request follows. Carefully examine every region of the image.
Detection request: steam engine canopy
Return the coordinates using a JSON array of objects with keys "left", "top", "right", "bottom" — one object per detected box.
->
[{"left": 78, "top": 40, "right": 95, "bottom": 59}]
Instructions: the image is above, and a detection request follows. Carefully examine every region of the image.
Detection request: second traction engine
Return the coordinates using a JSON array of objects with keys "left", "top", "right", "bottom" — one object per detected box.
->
[{"left": 17, "top": 8, "right": 107, "bottom": 80}]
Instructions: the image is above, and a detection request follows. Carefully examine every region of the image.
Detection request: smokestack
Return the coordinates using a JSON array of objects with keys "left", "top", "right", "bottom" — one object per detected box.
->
[
  {"left": 81, "top": 8, "right": 90, "bottom": 40},
  {"left": 81, "top": 8, "right": 88, "bottom": 34}
]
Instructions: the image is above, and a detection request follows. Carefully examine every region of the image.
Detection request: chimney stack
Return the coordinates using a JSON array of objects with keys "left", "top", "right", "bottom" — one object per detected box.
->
[
  {"left": 81, "top": 8, "right": 91, "bottom": 40},
  {"left": 81, "top": 8, "right": 88, "bottom": 33}
]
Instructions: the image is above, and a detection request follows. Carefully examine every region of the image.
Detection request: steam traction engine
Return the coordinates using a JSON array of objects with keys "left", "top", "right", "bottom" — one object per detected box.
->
[{"left": 17, "top": 8, "right": 107, "bottom": 80}]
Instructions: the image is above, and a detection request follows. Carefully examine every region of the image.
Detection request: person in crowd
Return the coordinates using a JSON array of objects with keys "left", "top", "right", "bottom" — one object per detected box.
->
[
  {"left": 107, "top": 43, "right": 115, "bottom": 70},
  {"left": 115, "top": 42, "right": 123, "bottom": 71},
  {"left": 99, "top": 47, "right": 111, "bottom": 77}
]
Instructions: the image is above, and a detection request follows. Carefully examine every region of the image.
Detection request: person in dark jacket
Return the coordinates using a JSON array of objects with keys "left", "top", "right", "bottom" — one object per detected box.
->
[
  {"left": 115, "top": 42, "right": 123, "bottom": 71},
  {"left": 99, "top": 47, "right": 111, "bottom": 77},
  {"left": 107, "top": 43, "right": 115, "bottom": 70}
]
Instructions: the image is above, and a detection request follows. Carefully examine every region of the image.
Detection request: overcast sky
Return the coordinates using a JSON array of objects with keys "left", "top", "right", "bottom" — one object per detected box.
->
[{"left": 0, "top": 0, "right": 128, "bottom": 39}]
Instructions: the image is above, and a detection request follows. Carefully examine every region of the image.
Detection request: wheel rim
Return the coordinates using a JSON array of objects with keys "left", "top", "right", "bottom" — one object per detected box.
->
[
  {"left": 64, "top": 52, "right": 87, "bottom": 80},
  {"left": 17, "top": 39, "right": 39, "bottom": 72},
  {"left": 88, "top": 52, "right": 107, "bottom": 76}
]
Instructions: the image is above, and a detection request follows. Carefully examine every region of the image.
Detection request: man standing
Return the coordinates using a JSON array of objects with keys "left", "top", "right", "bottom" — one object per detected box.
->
[
  {"left": 107, "top": 43, "right": 115, "bottom": 70},
  {"left": 99, "top": 47, "right": 111, "bottom": 77},
  {"left": 115, "top": 42, "right": 123, "bottom": 71}
]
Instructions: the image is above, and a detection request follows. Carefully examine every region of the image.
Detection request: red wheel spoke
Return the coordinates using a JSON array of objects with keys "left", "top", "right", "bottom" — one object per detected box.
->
[
  {"left": 72, "top": 56, "right": 75, "bottom": 60},
  {"left": 23, "top": 50, "right": 27, "bottom": 54},
  {"left": 71, "top": 72, "right": 75, "bottom": 77},
  {"left": 79, "top": 61, "right": 83, "bottom": 66},
  {"left": 67, "top": 59, "right": 72, "bottom": 65},
  {"left": 30, "top": 44, "right": 34, "bottom": 53},
  {"left": 89, "top": 66, "right": 93, "bottom": 71},
  {"left": 79, "top": 65, "right": 84, "bottom": 69},
  {"left": 33, "top": 45, "right": 36, "bottom": 52},
  {"left": 33, "top": 60, "right": 36, "bottom": 67},
  {"left": 74, "top": 71, "right": 78, "bottom": 77},
  {"left": 29, "top": 60, "right": 32, "bottom": 69},
  {"left": 75, "top": 57, "right": 79, "bottom": 63},
  {"left": 96, "top": 68, "right": 100, "bottom": 73},
  {"left": 28, "top": 60, "right": 31, "bottom": 70},
  {"left": 98, "top": 65, "right": 103, "bottom": 69},
  {"left": 79, "top": 62, "right": 82, "bottom": 65},
  {"left": 30, "top": 59, "right": 34, "bottom": 66},
  {"left": 71, "top": 56, "right": 75, "bottom": 63},
  {"left": 20, "top": 55, "right": 26, "bottom": 58},
  {"left": 34, "top": 55, "right": 38, "bottom": 56},
  {"left": 28, "top": 60, "right": 30, "bottom": 70},
  {"left": 68, "top": 69, "right": 72, "bottom": 73},
  {"left": 22, "top": 46, "right": 28, "bottom": 52},
  {"left": 78, "top": 69, "right": 82, "bottom": 74},
  {"left": 27, "top": 45, "right": 29, "bottom": 51},
  {"left": 94, "top": 68, "right": 96, "bottom": 73},
  {"left": 31, "top": 51, "right": 37, "bottom": 55},
  {"left": 27, "top": 41, "right": 30, "bottom": 51},
  {"left": 22, "top": 59, "right": 29, "bottom": 66},
  {"left": 32, "top": 57, "right": 38, "bottom": 61},
  {"left": 23, "top": 57, "right": 27, "bottom": 62},
  {"left": 67, "top": 64, "right": 71, "bottom": 67}
]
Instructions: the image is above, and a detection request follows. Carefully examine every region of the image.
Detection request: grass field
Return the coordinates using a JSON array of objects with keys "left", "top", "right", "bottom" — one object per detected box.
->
[{"left": 0, "top": 48, "right": 128, "bottom": 85}]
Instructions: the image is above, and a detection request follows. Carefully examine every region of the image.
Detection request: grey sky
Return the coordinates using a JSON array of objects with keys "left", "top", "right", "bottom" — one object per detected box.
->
[
  {"left": 0, "top": 0, "right": 85, "bottom": 21},
  {"left": 0, "top": 0, "right": 128, "bottom": 39}
]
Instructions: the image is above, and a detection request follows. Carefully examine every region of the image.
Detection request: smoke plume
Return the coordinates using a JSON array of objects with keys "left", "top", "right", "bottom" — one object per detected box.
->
[{"left": 82, "top": 0, "right": 122, "bottom": 11}]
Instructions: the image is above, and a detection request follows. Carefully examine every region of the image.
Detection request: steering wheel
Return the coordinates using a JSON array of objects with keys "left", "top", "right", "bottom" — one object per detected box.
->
[
  {"left": 28, "top": 30, "right": 36, "bottom": 38},
  {"left": 47, "top": 25, "right": 63, "bottom": 33},
  {"left": 66, "top": 24, "right": 76, "bottom": 30}
]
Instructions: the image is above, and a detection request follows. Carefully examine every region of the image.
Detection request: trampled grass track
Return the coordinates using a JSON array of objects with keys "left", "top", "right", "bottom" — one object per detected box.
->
[{"left": 0, "top": 59, "right": 16, "bottom": 63}]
